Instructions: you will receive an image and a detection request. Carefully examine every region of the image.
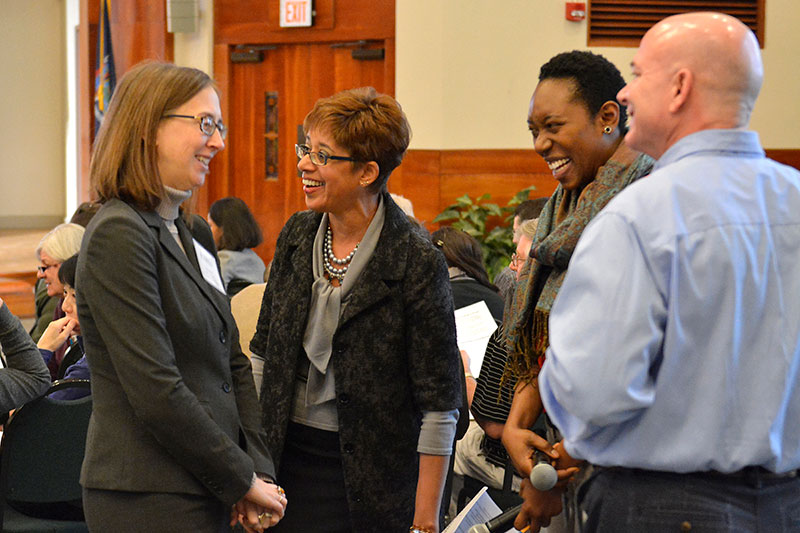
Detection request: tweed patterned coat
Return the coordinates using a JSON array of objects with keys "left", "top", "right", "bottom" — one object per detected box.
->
[{"left": 251, "top": 193, "right": 463, "bottom": 531}]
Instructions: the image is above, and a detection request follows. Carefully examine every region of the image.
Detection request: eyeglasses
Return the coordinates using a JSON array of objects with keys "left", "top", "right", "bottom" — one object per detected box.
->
[
  {"left": 162, "top": 114, "right": 227, "bottom": 140},
  {"left": 37, "top": 263, "right": 59, "bottom": 274},
  {"left": 295, "top": 144, "right": 358, "bottom": 166},
  {"left": 510, "top": 252, "right": 526, "bottom": 270}
]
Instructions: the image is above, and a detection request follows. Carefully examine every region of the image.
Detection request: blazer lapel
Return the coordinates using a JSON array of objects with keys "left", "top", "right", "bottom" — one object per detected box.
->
[{"left": 135, "top": 208, "right": 226, "bottom": 322}]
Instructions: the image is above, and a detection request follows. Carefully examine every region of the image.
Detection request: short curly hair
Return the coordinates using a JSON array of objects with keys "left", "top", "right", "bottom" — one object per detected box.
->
[
  {"left": 539, "top": 50, "right": 628, "bottom": 134},
  {"left": 303, "top": 87, "right": 411, "bottom": 194}
]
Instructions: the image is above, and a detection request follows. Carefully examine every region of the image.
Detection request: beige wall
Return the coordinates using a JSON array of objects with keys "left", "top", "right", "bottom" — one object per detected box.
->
[
  {"left": 396, "top": 0, "right": 800, "bottom": 150},
  {"left": 0, "top": 0, "right": 66, "bottom": 228},
  {"left": 2, "top": 1, "right": 798, "bottom": 229}
]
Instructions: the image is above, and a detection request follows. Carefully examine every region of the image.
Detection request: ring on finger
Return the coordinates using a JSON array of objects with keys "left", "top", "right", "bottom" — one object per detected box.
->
[
  {"left": 258, "top": 511, "right": 272, "bottom": 526},
  {"left": 276, "top": 486, "right": 286, "bottom": 497}
]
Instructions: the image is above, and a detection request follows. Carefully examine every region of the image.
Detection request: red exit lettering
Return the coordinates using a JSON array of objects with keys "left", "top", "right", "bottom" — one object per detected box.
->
[{"left": 286, "top": 1, "right": 307, "bottom": 23}]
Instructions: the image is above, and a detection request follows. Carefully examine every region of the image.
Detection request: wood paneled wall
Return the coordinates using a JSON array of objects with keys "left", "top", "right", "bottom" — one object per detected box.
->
[
  {"left": 391, "top": 150, "right": 557, "bottom": 229},
  {"left": 394, "top": 148, "right": 800, "bottom": 232}
]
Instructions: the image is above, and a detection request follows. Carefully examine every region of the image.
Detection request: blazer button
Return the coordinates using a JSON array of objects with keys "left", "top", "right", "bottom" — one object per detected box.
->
[
  {"left": 221, "top": 382, "right": 231, "bottom": 393},
  {"left": 338, "top": 394, "right": 350, "bottom": 406},
  {"left": 219, "top": 330, "right": 227, "bottom": 344},
  {"left": 343, "top": 443, "right": 355, "bottom": 454}
]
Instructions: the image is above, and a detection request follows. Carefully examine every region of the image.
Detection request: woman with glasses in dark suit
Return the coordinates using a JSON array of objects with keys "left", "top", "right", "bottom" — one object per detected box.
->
[{"left": 77, "top": 62, "right": 286, "bottom": 532}]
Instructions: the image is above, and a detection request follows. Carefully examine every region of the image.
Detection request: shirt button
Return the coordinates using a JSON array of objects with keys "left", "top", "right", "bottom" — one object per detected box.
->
[
  {"left": 221, "top": 382, "right": 231, "bottom": 393},
  {"left": 219, "top": 330, "right": 227, "bottom": 344},
  {"left": 339, "top": 394, "right": 350, "bottom": 405},
  {"left": 343, "top": 443, "right": 355, "bottom": 454}
]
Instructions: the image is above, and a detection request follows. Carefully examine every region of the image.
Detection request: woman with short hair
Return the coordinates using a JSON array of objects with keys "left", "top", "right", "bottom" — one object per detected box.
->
[
  {"left": 251, "top": 87, "right": 462, "bottom": 532},
  {"left": 501, "top": 50, "right": 654, "bottom": 531},
  {"left": 30, "top": 223, "right": 84, "bottom": 344}
]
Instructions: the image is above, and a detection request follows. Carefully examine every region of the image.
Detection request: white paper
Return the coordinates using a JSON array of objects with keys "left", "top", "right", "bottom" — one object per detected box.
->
[
  {"left": 454, "top": 301, "right": 498, "bottom": 377},
  {"left": 193, "top": 239, "right": 226, "bottom": 294},
  {"left": 443, "top": 486, "right": 514, "bottom": 533}
]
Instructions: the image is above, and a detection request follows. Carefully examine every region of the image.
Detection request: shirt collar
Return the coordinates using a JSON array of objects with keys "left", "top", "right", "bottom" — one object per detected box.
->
[{"left": 654, "top": 129, "right": 764, "bottom": 172}]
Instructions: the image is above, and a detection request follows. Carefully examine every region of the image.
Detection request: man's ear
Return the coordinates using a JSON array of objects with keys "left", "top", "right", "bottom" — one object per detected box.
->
[{"left": 669, "top": 68, "right": 692, "bottom": 113}]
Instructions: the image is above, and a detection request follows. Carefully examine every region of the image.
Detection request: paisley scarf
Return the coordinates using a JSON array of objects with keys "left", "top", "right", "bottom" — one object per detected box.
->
[{"left": 504, "top": 142, "right": 654, "bottom": 383}]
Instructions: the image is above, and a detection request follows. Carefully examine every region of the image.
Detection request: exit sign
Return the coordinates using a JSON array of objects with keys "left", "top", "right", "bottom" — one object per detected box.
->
[{"left": 280, "top": 0, "right": 313, "bottom": 27}]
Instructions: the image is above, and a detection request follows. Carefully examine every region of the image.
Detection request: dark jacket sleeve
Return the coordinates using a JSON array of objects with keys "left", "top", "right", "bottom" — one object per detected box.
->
[{"left": 0, "top": 304, "right": 52, "bottom": 410}]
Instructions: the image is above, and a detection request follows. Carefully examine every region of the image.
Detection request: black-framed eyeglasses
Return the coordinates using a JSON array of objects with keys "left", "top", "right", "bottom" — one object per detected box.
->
[
  {"left": 295, "top": 144, "right": 358, "bottom": 166},
  {"left": 37, "top": 263, "right": 58, "bottom": 274},
  {"left": 163, "top": 114, "right": 227, "bottom": 140}
]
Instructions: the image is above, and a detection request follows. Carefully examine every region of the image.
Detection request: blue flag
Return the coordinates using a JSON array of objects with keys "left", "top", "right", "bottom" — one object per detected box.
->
[{"left": 94, "top": 0, "right": 116, "bottom": 134}]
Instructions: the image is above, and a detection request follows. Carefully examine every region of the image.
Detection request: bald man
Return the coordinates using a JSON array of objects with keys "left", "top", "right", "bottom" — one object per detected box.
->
[{"left": 531, "top": 12, "right": 800, "bottom": 532}]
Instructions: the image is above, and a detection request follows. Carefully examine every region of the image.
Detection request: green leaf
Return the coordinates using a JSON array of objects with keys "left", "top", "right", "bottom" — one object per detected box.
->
[
  {"left": 432, "top": 209, "right": 460, "bottom": 223},
  {"left": 455, "top": 194, "right": 473, "bottom": 206},
  {"left": 484, "top": 203, "right": 503, "bottom": 216}
]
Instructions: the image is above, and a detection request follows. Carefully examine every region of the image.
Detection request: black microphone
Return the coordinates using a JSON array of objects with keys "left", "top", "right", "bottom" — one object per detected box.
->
[
  {"left": 467, "top": 503, "right": 522, "bottom": 533},
  {"left": 530, "top": 449, "right": 558, "bottom": 491}
]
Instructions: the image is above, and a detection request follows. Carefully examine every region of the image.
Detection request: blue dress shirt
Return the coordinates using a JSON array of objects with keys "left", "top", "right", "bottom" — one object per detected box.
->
[{"left": 539, "top": 129, "right": 800, "bottom": 474}]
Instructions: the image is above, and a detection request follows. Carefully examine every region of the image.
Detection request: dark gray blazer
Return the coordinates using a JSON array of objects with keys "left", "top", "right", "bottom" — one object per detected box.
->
[
  {"left": 251, "top": 193, "right": 463, "bottom": 531},
  {"left": 77, "top": 199, "right": 274, "bottom": 507}
]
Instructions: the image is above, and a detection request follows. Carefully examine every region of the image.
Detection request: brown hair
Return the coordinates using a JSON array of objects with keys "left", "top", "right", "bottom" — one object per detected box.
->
[
  {"left": 303, "top": 87, "right": 411, "bottom": 194},
  {"left": 90, "top": 61, "right": 217, "bottom": 210},
  {"left": 431, "top": 226, "right": 498, "bottom": 293},
  {"left": 208, "top": 197, "right": 263, "bottom": 251}
]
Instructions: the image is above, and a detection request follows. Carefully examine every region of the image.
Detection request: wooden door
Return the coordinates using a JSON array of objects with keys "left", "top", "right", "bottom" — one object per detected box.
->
[{"left": 204, "top": 40, "right": 392, "bottom": 262}]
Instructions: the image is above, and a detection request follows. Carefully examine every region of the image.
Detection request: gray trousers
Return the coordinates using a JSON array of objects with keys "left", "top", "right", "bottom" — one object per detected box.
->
[{"left": 83, "top": 487, "right": 230, "bottom": 532}]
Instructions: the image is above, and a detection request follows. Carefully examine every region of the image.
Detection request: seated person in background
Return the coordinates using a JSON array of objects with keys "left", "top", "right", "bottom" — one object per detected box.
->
[
  {"left": 431, "top": 226, "right": 505, "bottom": 323},
  {"left": 493, "top": 198, "right": 549, "bottom": 306},
  {"left": 30, "top": 223, "right": 84, "bottom": 345},
  {"left": 0, "top": 297, "right": 52, "bottom": 410},
  {"left": 36, "top": 255, "right": 90, "bottom": 400},
  {"left": 207, "top": 196, "right": 266, "bottom": 296},
  {"left": 453, "top": 218, "right": 539, "bottom": 502}
]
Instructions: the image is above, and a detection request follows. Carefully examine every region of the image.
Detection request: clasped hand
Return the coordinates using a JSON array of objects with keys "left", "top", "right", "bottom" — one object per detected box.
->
[{"left": 230, "top": 478, "right": 288, "bottom": 532}]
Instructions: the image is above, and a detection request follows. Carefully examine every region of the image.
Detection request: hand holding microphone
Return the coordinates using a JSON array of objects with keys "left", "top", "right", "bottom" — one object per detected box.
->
[
  {"left": 467, "top": 457, "right": 556, "bottom": 533},
  {"left": 469, "top": 443, "right": 582, "bottom": 533}
]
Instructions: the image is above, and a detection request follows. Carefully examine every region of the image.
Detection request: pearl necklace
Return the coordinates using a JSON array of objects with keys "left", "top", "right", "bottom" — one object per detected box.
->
[{"left": 323, "top": 225, "right": 359, "bottom": 282}]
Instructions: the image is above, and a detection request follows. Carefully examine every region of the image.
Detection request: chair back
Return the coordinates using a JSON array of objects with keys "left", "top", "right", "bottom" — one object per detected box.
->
[{"left": 0, "top": 380, "right": 92, "bottom": 506}]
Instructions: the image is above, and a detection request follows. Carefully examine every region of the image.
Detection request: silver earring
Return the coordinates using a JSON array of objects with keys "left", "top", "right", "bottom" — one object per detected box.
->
[{"left": 603, "top": 126, "right": 613, "bottom": 135}]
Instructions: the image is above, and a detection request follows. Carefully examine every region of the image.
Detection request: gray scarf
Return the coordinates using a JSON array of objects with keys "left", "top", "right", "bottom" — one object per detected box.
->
[{"left": 302, "top": 197, "right": 386, "bottom": 406}]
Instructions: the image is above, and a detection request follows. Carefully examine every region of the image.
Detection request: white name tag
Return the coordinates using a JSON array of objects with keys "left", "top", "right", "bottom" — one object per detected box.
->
[{"left": 193, "top": 238, "right": 225, "bottom": 294}]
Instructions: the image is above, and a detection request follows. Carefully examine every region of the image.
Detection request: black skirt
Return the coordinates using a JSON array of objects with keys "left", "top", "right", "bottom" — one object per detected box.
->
[{"left": 271, "top": 421, "right": 353, "bottom": 532}]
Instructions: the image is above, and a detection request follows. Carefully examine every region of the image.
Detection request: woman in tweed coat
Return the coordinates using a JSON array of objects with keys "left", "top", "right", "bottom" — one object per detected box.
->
[{"left": 251, "top": 87, "right": 463, "bottom": 532}]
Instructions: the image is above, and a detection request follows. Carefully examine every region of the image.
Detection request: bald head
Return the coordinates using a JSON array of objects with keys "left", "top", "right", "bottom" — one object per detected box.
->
[
  {"left": 649, "top": 12, "right": 762, "bottom": 125},
  {"left": 618, "top": 12, "right": 763, "bottom": 158}
]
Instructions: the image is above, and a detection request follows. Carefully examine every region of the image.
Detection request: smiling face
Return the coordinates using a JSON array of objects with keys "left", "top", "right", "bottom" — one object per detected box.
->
[
  {"left": 298, "top": 129, "right": 370, "bottom": 216},
  {"left": 528, "top": 78, "right": 616, "bottom": 192},
  {"left": 156, "top": 86, "right": 224, "bottom": 191},
  {"left": 37, "top": 251, "right": 63, "bottom": 297},
  {"left": 616, "top": 35, "right": 673, "bottom": 159}
]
